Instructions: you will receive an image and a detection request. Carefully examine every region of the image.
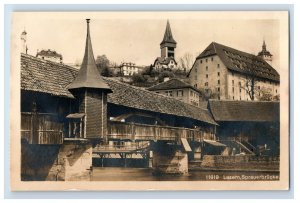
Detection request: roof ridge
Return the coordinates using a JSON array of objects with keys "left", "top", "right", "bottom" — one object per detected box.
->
[
  {"left": 209, "top": 99, "right": 279, "bottom": 103},
  {"left": 213, "top": 41, "right": 261, "bottom": 59},
  {"left": 21, "top": 53, "right": 78, "bottom": 72}
]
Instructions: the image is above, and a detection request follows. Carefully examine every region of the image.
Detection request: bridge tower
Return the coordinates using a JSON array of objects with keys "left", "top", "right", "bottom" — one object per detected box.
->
[{"left": 68, "top": 19, "right": 112, "bottom": 140}]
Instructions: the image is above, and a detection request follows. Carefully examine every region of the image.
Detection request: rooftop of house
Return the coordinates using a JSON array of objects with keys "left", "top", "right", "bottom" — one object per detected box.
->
[
  {"left": 154, "top": 57, "right": 177, "bottom": 65},
  {"left": 189, "top": 42, "right": 279, "bottom": 82},
  {"left": 148, "top": 78, "right": 200, "bottom": 93},
  {"left": 21, "top": 53, "right": 217, "bottom": 125},
  {"left": 208, "top": 99, "right": 279, "bottom": 122},
  {"left": 36, "top": 49, "right": 63, "bottom": 59}
]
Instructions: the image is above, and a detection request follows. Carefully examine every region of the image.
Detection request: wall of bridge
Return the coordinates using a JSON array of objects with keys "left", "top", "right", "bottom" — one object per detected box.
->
[{"left": 21, "top": 139, "right": 92, "bottom": 181}]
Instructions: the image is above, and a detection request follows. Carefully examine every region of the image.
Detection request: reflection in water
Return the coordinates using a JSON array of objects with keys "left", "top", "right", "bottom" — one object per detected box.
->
[{"left": 91, "top": 167, "right": 279, "bottom": 181}]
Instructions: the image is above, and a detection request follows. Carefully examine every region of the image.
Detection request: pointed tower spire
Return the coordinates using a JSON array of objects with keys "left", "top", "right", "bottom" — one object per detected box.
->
[
  {"left": 67, "top": 19, "right": 112, "bottom": 139},
  {"left": 160, "top": 20, "right": 177, "bottom": 46},
  {"left": 68, "top": 19, "right": 112, "bottom": 92},
  {"left": 262, "top": 40, "right": 267, "bottom": 51},
  {"left": 258, "top": 40, "right": 273, "bottom": 65},
  {"left": 160, "top": 20, "right": 177, "bottom": 59}
]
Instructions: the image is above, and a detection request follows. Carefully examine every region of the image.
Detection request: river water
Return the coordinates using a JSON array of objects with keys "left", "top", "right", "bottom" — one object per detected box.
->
[{"left": 91, "top": 167, "right": 279, "bottom": 181}]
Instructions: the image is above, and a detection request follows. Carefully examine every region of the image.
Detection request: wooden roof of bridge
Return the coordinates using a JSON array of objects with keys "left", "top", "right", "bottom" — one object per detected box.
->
[{"left": 21, "top": 53, "right": 217, "bottom": 125}]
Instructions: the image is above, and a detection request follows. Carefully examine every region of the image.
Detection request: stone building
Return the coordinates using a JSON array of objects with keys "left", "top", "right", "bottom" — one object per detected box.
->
[
  {"left": 188, "top": 42, "right": 280, "bottom": 101},
  {"left": 36, "top": 49, "right": 63, "bottom": 64},
  {"left": 120, "top": 62, "right": 145, "bottom": 76},
  {"left": 148, "top": 78, "right": 201, "bottom": 107},
  {"left": 152, "top": 20, "right": 178, "bottom": 71}
]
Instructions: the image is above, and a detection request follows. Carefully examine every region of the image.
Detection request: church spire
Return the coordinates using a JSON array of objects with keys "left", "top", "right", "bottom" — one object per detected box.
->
[
  {"left": 262, "top": 40, "right": 267, "bottom": 51},
  {"left": 68, "top": 19, "right": 112, "bottom": 92},
  {"left": 258, "top": 40, "right": 272, "bottom": 65},
  {"left": 160, "top": 20, "right": 177, "bottom": 59},
  {"left": 160, "top": 20, "right": 177, "bottom": 46}
]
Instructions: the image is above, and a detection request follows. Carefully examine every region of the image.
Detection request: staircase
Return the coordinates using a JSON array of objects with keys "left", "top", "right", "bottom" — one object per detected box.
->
[{"left": 219, "top": 140, "right": 255, "bottom": 155}]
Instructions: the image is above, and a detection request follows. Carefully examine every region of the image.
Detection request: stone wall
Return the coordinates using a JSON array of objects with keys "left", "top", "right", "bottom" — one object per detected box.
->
[
  {"left": 152, "top": 142, "right": 188, "bottom": 175},
  {"left": 200, "top": 155, "right": 279, "bottom": 171},
  {"left": 21, "top": 139, "right": 92, "bottom": 181}
]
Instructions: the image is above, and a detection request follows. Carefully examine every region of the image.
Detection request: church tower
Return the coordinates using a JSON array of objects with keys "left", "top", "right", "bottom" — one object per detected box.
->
[
  {"left": 160, "top": 20, "right": 177, "bottom": 59},
  {"left": 21, "top": 30, "right": 28, "bottom": 54},
  {"left": 68, "top": 19, "right": 112, "bottom": 139},
  {"left": 257, "top": 40, "right": 272, "bottom": 65}
]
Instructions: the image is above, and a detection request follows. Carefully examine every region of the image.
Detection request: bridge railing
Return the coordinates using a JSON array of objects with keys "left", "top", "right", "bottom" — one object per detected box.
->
[
  {"left": 108, "top": 121, "right": 215, "bottom": 142},
  {"left": 94, "top": 142, "right": 150, "bottom": 152}
]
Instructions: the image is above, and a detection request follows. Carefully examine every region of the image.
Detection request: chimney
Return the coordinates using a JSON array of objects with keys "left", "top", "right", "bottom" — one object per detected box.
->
[{"left": 21, "top": 30, "right": 27, "bottom": 54}]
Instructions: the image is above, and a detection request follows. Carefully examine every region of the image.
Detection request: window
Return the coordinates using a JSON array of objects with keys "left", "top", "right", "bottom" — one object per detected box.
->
[
  {"left": 217, "top": 72, "right": 220, "bottom": 76},
  {"left": 238, "top": 81, "right": 241, "bottom": 87},
  {"left": 276, "top": 89, "right": 277, "bottom": 93},
  {"left": 218, "top": 95, "right": 220, "bottom": 100},
  {"left": 240, "top": 96, "right": 241, "bottom": 100},
  {"left": 166, "top": 91, "right": 173, "bottom": 96},
  {"left": 217, "top": 87, "right": 220, "bottom": 92},
  {"left": 218, "top": 80, "right": 220, "bottom": 85},
  {"left": 205, "top": 82, "right": 208, "bottom": 86},
  {"left": 194, "top": 84, "right": 197, "bottom": 88},
  {"left": 258, "top": 86, "right": 260, "bottom": 90},
  {"left": 211, "top": 57, "right": 214, "bottom": 61},
  {"left": 232, "top": 80, "right": 234, "bottom": 85},
  {"left": 206, "top": 59, "right": 208, "bottom": 63},
  {"left": 190, "top": 91, "right": 193, "bottom": 96},
  {"left": 206, "top": 66, "right": 208, "bottom": 71},
  {"left": 206, "top": 74, "right": 208, "bottom": 78},
  {"left": 239, "top": 88, "right": 241, "bottom": 93},
  {"left": 200, "top": 60, "right": 202, "bottom": 64},
  {"left": 195, "top": 67, "right": 197, "bottom": 72},
  {"left": 233, "top": 96, "right": 235, "bottom": 100},
  {"left": 195, "top": 75, "right": 197, "bottom": 80},
  {"left": 177, "top": 90, "right": 183, "bottom": 97},
  {"left": 232, "top": 72, "right": 234, "bottom": 76},
  {"left": 232, "top": 87, "right": 234, "bottom": 93},
  {"left": 217, "top": 64, "right": 220, "bottom": 68}
]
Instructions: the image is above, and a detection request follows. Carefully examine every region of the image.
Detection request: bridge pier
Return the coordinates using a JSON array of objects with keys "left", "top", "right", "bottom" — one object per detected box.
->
[{"left": 151, "top": 141, "right": 188, "bottom": 176}]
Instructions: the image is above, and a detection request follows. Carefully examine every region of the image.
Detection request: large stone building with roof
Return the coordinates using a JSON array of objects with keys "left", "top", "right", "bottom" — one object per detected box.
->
[
  {"left": 148, "top": 78, "right": 201, "bottom": 107},
  {"left": 152, "top": 20, "right": 178, "bottom": 71},
  {"left": 188, "top": 42, "right": 280, "bottom": 101}
]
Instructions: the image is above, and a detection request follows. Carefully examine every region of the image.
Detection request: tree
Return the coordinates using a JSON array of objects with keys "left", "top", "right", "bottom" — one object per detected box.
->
[
  {"left": 95, "top": 55, "right": 110, "bottom": 69},
  {"left": 258, "top": 88, "right": 273, "bottom": 101},
  {"left": 198, "top": 88, "right": 218, "bottom": 101},
  {"left": 101, "top": 66, "right": 113, "bottom": 77},
  {"left": 178, "top": 53, "right": 194, "bottom": 72},
  {"left": 240, "top": 55, "right": 261, "bottom": 101},
  {"left": 157, "top": 71, "right": 175, "bottom": 83},
  {"left": 131, "top": 73, "right": 146, "bottom": 84}
]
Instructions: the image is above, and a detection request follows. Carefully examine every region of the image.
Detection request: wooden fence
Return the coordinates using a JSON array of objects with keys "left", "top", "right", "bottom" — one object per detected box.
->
[
  {"left": 21, "top": 112, "right": 64, "bottom": 144},
  {"left": 108, "top": 121, "right": 215, "bottom": 142}
]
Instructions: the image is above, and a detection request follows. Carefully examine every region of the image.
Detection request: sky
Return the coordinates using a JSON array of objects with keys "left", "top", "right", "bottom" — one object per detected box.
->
[{"left": 12, "top": 12, "right": 282, "bottom": 70}]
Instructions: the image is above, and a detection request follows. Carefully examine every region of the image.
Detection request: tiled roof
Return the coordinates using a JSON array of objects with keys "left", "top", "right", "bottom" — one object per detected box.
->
[
  {"left": 148, "top": 78, "right": 199, "bottom": 92},
  {"left": 208, "top": 100, "right": 279, "bottom": 122},
  {"left": 154, "top": 57, "right": 177, "bottom": 65},
  {"left": 194, "top": 42, "right": 280, "bottom": 82},
  {"left": 21, "top": 54, "right": 77, "bottom": 98},
  {"left": 67, "top": 19, "right": 112, "bottom": 92},
  {"left": 21, "top": 54, "right": 217, "bottom": 125}
]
